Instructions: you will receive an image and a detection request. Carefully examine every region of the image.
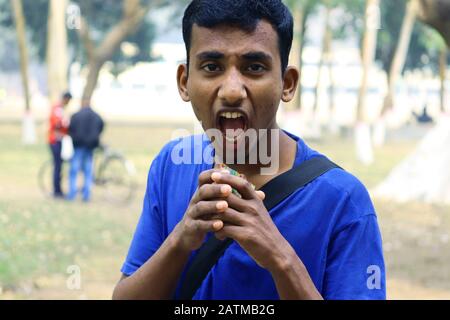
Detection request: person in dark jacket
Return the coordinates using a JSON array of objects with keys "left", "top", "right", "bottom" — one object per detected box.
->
[{"left": 67, "top": 103, "right": 104, "bottom": 202}]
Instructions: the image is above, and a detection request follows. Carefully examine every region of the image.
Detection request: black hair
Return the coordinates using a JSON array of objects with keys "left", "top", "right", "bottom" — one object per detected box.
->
[
  {"left": 182, "top": 0, "right": 293, "bottom": 74},
  {"left": 63, "top": 92, "right": 72, "bottom": 100}
]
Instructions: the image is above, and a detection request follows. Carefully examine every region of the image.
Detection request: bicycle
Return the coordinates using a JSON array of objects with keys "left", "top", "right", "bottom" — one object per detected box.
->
[{"left": 38, "top": 144, "right": 137, "bottom": 205}]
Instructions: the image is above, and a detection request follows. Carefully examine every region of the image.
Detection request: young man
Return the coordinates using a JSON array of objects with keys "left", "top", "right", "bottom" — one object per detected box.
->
[
  {"left": 113, "top": 0, "right": 386, "bottom": 300},
  {"left": 67, "top": 102, "right": 104, "bottom": 202},
  {"left": 48, "top": 92, "right": 72, "bottom": 198}
]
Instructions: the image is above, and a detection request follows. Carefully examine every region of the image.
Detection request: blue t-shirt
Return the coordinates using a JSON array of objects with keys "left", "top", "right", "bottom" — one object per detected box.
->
[{"left": 121, "top": 132, "right": 386, "bottom": 300}]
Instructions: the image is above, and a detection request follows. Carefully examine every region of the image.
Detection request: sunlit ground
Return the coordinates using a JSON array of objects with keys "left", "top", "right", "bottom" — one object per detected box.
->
[{"left": 0, "top": 121, "right": 449, "bottom": 299}]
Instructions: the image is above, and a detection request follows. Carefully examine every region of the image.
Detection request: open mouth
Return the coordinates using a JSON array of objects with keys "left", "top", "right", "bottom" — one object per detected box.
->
[{"left": 217, "top": 111, "right": 248, "bottom": 143}]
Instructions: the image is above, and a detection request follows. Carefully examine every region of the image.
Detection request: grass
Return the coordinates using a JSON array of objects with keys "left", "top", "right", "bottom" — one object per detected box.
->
[
  {"left": 0, "top": 122, "right": 174, "bottom": 298},
  {"left": 1, "top": 122, "right": 449, "bottom": 299}
]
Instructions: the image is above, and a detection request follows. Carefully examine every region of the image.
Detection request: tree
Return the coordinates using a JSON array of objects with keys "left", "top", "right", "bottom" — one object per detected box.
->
[
  {"left": 10, "top": 0, "right": 35, "bottom": 144},
  {"left": 0, "top": 0, "right": 162, "bottom": 101},
  {"left": 10, "top": 0, "right": 29, "bottom": 112},
  {"left": 380, "top": 0, "right": 418, "bottom": 118},
  {"left": 0, "top": 0, "right": 49, "bottom": 65},
  {"left": 325, "top": 0, "right": 366, "bottom": 134},
  {"left": 416, "top": 0, "right": 450, "bottom": 47},
  {"left": 375, "top": 0, "right": 450, "bottom": 205},
  {"left": 372, "top": 0, "right": 419, "bottom": 147},
  {"left": 285, "top": 0, "right": 318, "bottom": 111},
  {"left": 74, "top": 0, "right": 170, "bottom": 104},
  {"left": 47, "top": 0, "right": 69, "bottom": 104},
  {"left": 439, "top": 46, "right": 448, "bottom": 112},
  {"left": 375, "top": 0, "right": 440, "bottom": 74},
  {"left": 312, "top": 1, "right": 332, "bottom": 115},
  {"left": 416, "top": 0, "right": 450, "bottom": 113},
  {"left": 283, "top": 0, "right": 366, "bottom": 138},
  {"left": 371, "top": 0, "right": 449, "bottom": 147},
  {"left": 355, "top": 0, "right": 380, "bottom": 165},
  {"left": 356, "top": 0, "right": 380, "bottom": 123}
]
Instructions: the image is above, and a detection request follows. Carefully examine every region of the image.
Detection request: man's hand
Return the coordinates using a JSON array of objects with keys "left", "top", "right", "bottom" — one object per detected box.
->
[
  {"left": 210, "top": 171, "right": 292, "bottom": 272},
  {"left": 172, "top": 168, "right": 266, "bottom": 253},
  {"left": 172, "top": 169, "right": 234, "bottom": 252}
]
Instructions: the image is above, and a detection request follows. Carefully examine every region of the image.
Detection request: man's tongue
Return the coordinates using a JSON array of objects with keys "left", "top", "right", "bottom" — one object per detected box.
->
[{"left": 219, "top": 117, "right": 246, "bottom": 136}]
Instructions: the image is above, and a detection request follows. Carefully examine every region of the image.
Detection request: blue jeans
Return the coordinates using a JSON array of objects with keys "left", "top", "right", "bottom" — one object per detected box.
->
[
  {"left": 49, "top": 141, "right": 63, "bottom": 196},
  {"left": 68, "top": 147, "right": 94, "bottom": 201}
]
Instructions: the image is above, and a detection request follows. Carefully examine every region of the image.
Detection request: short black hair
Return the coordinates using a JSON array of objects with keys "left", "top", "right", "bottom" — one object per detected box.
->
[
  {"left": 182, "top": 0, "right": 293, "bottom": 74},
  {"left": 63, "top": 92, "right": 72, "bottom": 100}
]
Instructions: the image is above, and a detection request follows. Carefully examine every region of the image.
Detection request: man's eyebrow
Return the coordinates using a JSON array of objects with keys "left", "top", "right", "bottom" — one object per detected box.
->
[
  {"left": 196, "top": 51, "right": 225, "bottom": 60},
  {"left": 241, "top": 51, "right": 273, "bottom": 62}
]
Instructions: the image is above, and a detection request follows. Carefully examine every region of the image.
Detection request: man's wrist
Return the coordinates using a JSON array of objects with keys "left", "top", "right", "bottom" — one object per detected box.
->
[
  {"left": 268, "top": 245, "right": 323, "bottom": 300},
  {"left": 266, "top": 242, "right": 298, "bottom": 275},
  {"left": 168, "top": 224, "right": 192, "bottom": 256}
]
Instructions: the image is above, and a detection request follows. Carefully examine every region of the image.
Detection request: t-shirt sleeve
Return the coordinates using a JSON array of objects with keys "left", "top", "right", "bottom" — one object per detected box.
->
[
  {"left": 322, "top": 212, "right": 386, "bottom": 300},
  {"left": 120, "top": 153, "right": 165, "bottom": 277}
]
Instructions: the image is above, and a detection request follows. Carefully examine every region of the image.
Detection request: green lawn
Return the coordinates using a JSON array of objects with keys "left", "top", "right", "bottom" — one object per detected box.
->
[
  {"left": 0, "top": 122, "right": 174, "bottom": 298},
  {"left": 1, "top": 122, "right": 449, "bottom": 299}
]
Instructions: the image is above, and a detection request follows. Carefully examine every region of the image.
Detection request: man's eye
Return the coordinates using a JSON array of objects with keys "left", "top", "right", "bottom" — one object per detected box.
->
[
  {"left": 246, "top": 64, "right": 266, "bottom": 73},
  {"left": 202, "top": 64, "right": 221, "bottom": 72}
]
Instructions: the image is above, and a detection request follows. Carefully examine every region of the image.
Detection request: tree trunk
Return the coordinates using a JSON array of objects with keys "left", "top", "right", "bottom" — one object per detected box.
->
[
  {"left": 11, "top": 0, "right": 30, "bottom": 112},
  {"left": 440, "top": 46, "right": 448, "bottom": 113},
  {"left": 355, "top": 0, "right": 380, "bottom": 165},
  {"left": 47, "top": 0, "right": 69, "bottom": 104},
  {"left": 313, "top": 4, "right": 331, "bottom": 113},
  {"left": 375, "top": 0, "right": 450, "bottom": 204},
  {"left": 326, "top": 38, "right": 335, "bottom": 117},
  {"left": 356, "top": 0, "right": 380, "bottom": 123},
  {"left": 80, "top": 0, "right": 155, "bottom": 105},
  {"left": 11, "top": 0, "right": 36, "bottom": 144},
  {"left": 380, "top": 0, "right": 418, "bottom": 116},
  {"left": 296, "top": 8, "right": 305, "bottom": 111},
  {"left": 325, "top": 15, "right": 337, "bottom": 134},
  {"left": 288, "top": 6, "right": 304, "bottom": 110},
  {"left": 296, "top": 29, "right": 306, "bottom": 110},
  {"left": 82, "top": 60, "right": 104, "bottom": 106},
  {"left": 294, "top": 2, "right": 313, "bottom": 111},
  {"left": 416, "top": 0, "right": 450, "bottom": 47}
]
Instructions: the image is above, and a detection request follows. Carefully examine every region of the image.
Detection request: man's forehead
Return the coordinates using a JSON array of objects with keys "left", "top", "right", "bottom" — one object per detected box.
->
[{"left": 190, "top": 20, "right": 279, "bottom": 57}]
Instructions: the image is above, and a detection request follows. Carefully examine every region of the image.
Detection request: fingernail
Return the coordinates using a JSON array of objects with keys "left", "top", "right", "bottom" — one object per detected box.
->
[
  {"left": 221, "top": 185, "right": 232, "bottom": 194},
  {"left": 220, "top": 169, "right": 230, "bottom": 174},
  {"left": 211, "top": 172, "right": 221, "bottom": 181},
  {"left": 213, "top": 221, "right": 223, "bottom": 230},
  {"left": 216, "top": 201, "right": 228, "bottom": 210}
]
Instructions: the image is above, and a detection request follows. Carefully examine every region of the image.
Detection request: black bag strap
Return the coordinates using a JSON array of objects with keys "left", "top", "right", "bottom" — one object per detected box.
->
[{"left": 178, "top": 156, "right": 340, "bottom": 300}]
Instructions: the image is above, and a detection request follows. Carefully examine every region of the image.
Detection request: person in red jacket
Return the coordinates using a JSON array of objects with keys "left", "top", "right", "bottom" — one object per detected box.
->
[{"left": 48, "top": 92, "right": 72, "bottom": 198}]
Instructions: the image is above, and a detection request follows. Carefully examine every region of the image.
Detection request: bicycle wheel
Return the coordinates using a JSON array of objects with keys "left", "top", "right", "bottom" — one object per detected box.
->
[
  {"left": 37, "top": 159, "right": 70, "bottom": 198},
  {"left": 96, "top": 155, "right": 136, "bottom": 204}
]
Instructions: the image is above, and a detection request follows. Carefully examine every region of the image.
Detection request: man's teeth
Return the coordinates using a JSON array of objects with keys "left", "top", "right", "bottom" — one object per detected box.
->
[
  {"left": 218, "top": 111, "right": 246, "bottom": 142},
  {"left": 220, "top": 112, "right": 244, "bottom": 119}
]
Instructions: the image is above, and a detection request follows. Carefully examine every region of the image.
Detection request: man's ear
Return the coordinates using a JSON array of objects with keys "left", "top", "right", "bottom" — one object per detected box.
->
[
  {"left": 177, "top": 64, "right": 190, "bottom": 102},
  {"left": 281, "top": 66, "right": 300, "bottom": 103}
]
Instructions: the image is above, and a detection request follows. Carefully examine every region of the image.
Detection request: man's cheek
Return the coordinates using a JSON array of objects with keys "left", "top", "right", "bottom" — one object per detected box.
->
[
  {"left": 190, "top": 106, "right": 210, "bottom": 129},
  {"left": 256, "top": 101, "right": 277, "bottom": 119}
]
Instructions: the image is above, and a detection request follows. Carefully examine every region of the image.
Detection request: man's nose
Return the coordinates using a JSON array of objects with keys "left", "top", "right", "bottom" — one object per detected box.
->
[{"left": 218, "top": 68, "right": 247, "bottom": 105}]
